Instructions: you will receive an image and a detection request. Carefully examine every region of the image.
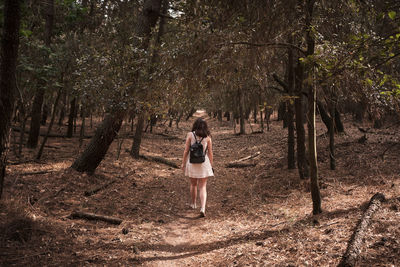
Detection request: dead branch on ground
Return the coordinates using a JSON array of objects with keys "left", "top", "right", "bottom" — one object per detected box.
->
[
  {"left": 338, "top": 192, "right": 386, "bottom": 267},
  {"left": 68, "top": 211, "right": 123, "bottom": 225},
  {"left": 139, "top": 154, "right": 179, "bottom": 168}
]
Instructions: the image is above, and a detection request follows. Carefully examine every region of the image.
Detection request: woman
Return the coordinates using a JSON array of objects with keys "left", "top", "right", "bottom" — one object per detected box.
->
[{"left": 181, "top": 118, "right": 214, "bottom": 217}]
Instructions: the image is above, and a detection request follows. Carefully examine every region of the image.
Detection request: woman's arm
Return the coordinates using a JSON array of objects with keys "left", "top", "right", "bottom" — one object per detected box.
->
[
  {"left": 181, "top": 133, "right": 191, "bottom": 171},
  {"left": 207, "top": 137, "right": 213, "bottom": 166}
]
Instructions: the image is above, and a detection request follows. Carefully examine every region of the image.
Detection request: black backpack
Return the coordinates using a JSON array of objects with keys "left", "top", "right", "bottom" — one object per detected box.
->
[{"left": 189, "top": 132, "right": 207, "bottom": 163}]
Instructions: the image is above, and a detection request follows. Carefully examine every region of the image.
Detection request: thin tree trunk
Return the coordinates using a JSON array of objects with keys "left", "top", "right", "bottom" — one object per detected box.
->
[
  {"left": 36, "top": 88, "right": 62, "bottom": 160},
  {"left": 71, "top": 111, "right": 125, "bottom": 174},
  {"left": 67, "top": 97, "right": 76, "bottom": 137},
  {"left": 287, "top": 38, "right": 295, "bottom": 169},
  {"left": 130, "top": 113, "right": 145, "bottom": 158},
  {"left": 305, "top": 0, "right": 321, "bottom": 215},
  {"left": 335, "top": 107, "right": 344, "bottom": 133},
  {"left": 79, "top": 104, "right": 86, "bottom": 147},
  {"left": 0, "top": 0, "right": 22, "bottom": 199},
  {"left": 329, "top": 99, "right": 336, "bottom": 170},
  {"left": 27, "top": 88, "right": 44, "bottom": 148},
  {"left": 238, "top": 89, "right": 245, "bottom": 135},
  {"left": 308, "top": 74, "right": 321, "bottom": 214},
  {"left": 295, "top": 62, "right": 309, "bottom": 179},
  {"left": 58, "top": 91, "right": 66, "bottom": 126}
]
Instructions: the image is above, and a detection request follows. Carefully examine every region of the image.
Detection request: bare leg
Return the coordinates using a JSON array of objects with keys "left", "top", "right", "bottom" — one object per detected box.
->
[
  {"left": 190, "top": 178, "right": 198, "bottom": 208},
  {"left": 198, "top": 178, "right": 208, "bottom": 214}
]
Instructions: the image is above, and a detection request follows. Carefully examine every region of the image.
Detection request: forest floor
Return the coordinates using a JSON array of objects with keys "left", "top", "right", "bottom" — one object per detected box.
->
[{"left": 1, "top": 111, "right": 400, "bottom": 266}]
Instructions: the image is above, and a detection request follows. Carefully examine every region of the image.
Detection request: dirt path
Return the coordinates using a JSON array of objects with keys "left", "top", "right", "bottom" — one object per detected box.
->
[{"left": 1, "top": 115, "right": 400, "bottom": 266}]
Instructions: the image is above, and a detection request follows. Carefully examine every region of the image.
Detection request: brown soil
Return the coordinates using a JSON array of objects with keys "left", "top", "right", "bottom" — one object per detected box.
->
[{"left": 1, "top": 112, "right": 399, "bottom": 266}]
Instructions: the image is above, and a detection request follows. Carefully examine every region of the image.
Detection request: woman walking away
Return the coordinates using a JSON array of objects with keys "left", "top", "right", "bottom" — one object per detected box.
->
[{"left": 181, "top": 118, "right": 214, "bottom": 217}]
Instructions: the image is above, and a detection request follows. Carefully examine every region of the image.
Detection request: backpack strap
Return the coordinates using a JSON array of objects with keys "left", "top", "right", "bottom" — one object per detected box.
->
[
  {"left": 192, "top": 131, "right": 204, "bottom": 143},
  {"left": 193, "top": 131, "right": 208, "bottom": 154}
]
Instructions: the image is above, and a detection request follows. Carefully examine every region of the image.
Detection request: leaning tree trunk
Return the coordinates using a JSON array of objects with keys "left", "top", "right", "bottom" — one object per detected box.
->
[
  {"left": 71, "top": 111, "right": 125, "bottom": 174},
  {"left": 0, "top": 0, "right": 22, "bottom": 199},
  {"left": 338, "top": 193, "right": 386, "bottom": 267}
]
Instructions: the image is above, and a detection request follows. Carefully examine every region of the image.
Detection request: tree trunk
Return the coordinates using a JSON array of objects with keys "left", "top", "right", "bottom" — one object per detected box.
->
[
  {"left": 338, "top": 193, "right": 385, "bottom": 267},
  {"left": 317, "top": 100, "right": 332, "bottom": 133},
  {"left": 36, "top": 88, "right": 62, "bottom": 160},
  {"left": 0, "top": 0, "right": 22, "bottom": 199},
  {"left": 40, "top": 103, "right": 48, "bottom": 125},
  {"left": 27, "top": 0, "right": 54, "bottom": 148},
  {"left": 329, "top": 100, "right": 336, "bottom": 170},
  {"left": 238, "top": 89, "right": 245, "bottom": 134},
  {"left": 217, "top": 109, "right": 223, "bottom": 122},
  {"left": 67, "top": 97, "right": 76, "bottom": 137},
  {"left": 130, "top": 113, "right": 145, "bottom": 158},
  {"left": 58, "top": 91, "right": 66, "bottom": 126},
  {"left": 287, "top": 38, "right": 295, "bottom": 169},
  {"left": 71, "top": 111, "right": 125, "bottom": 174},
  {"left": 27, "top": 88, "right": 44, "bottom": 148},
  {"left": 335, "top": 107, "right": 344, "bottom": 133},
  {"left": 295, "top": 62, "right": 309, "bottom": 179},
  {"left": 305, "top": 0, "right": 321, "bottom": 215},
  {"left": 79, "top": 104, "right": 86, "bottom": 147}
]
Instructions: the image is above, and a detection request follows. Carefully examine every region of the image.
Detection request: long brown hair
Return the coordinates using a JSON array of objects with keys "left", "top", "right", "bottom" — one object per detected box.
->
[{"left": 191, "top": 118, "right": 210, "bottom": 138}]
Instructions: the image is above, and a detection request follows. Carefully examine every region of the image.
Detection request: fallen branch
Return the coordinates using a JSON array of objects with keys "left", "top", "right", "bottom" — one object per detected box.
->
[
  {"left": 338, "top": 193, "right": 386, "bottom": 267},
  {"left": 232, "top": 151, "right": 261, "bottom": 163},
  {"left": 226, "top": 162, "right": 257, "bottom": 168},
  {"left": 68, "top": 211, "right": 123, "bottom": 225},
  {"left": 84, "top": 180, "right": 116, "bottom": 197},
  {"left": 139, "top": 154, "right": 179, "bottom": 169}
]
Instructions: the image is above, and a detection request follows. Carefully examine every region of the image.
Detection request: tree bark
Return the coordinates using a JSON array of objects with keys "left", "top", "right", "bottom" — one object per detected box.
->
[
  {"left": 238, "top": 89, "right": 245, "bottom": 134},
  {"left": 27, "top": 0, "right": 54, "bottom": 148},
  {"left": 338, "top": 193, "right": 386, "bottom": 267},
  {"left": 329, "top": 100, "right": 336, "bottom": 170},
  {"left": 67, "top": 97, "right": 76, "bottom": 137},
  {"left": 71, "top": 111, "right": 125, "bottom": 174},
  {"left": 287, "top": 37, "right": 295, "bottom": 170},
  {"left": 295, "top": 62, "right": 309, "bottom": 179},
  {"left": 130, "top": 113, "right": 145, "bottom": 158},
  {"left": 36, "top": 88, "right": 62, "bottom": 160},
  {"left": 0, "top": 0, "right": 22, "bottom": 199},
  {"left": 335, "top": 107, "right": 344, "bottom": 133},
  {"left": 304, "top": 0, "right": 321, "bottom": 215},
  {"left": 27, "top": 88, "right": 44, "bottom": 148}
]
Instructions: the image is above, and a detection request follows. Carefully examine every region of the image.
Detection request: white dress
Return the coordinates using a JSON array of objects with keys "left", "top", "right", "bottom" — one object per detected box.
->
[{"left": 184, "top": 132, "right": 214, "bottom": 178}]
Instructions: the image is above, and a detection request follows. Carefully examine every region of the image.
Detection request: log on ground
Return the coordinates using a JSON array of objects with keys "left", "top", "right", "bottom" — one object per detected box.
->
[
  {"left": 139, "top": 155, "right": 179, "bottom": 168},
  {"left": 68, "top": 211, "right": 123, "bottom": 225},
  {"left": 337, "top": 192, "right": 386, "bottom": 267}
]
